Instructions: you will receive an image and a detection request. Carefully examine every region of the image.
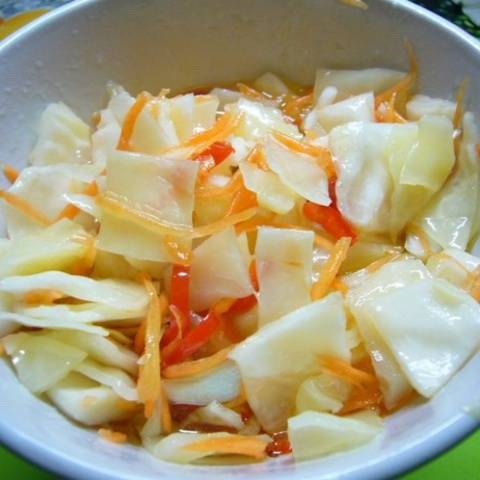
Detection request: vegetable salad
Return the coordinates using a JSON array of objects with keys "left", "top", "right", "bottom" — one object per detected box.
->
[{"left": 1, "top": 54, "right": 480, "bottom": 464}]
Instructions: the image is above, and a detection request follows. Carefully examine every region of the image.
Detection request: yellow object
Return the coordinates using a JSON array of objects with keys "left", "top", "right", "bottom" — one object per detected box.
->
[{"left": 0, "top": 9, "right": 50, "bottom": 41}]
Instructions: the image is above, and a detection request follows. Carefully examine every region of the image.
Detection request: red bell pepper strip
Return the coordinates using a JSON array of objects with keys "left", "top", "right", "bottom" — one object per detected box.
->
[
  {"left": 303, "top": 201, "right": 357, "bottom": 244},
  {"left": 162, "top": 309, "right": 221, "bottom": 366},
  {"left": 196, "top": 141, "right": 234, "bottom": 165}
]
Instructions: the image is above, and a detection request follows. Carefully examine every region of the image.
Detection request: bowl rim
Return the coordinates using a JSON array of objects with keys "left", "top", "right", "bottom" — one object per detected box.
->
[{"left": 0, "top": 0, "right": 479, "bottom": 478}]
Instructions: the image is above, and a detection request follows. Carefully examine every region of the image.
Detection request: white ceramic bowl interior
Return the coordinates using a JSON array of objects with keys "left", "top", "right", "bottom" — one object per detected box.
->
[{"left": 0, "top": 0, "right": 479, "bottom": 479}]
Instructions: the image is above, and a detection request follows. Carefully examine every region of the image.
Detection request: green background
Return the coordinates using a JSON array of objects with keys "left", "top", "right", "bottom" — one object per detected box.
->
[{"left": 0, "top": 0, "right": 479, "bottom": 478}]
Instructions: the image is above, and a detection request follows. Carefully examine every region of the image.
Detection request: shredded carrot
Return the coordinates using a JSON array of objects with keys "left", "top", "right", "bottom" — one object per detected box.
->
[
  {"left": 282, "top": 92, "right": 314, "bottom": 125},
  {"left": 184, "top": 434, "right": 268, "bottom": 460},
  {"left": 70, "top": 237, "right": 96, "bottom": 276},
  {"left": 163, "top": 236, "right": 192, "bottom": 266},
  {"left": 341, "top": 0, "right": 368, "bottom": 9},
  {"left": 161, "top": 386, "right": 173, "bottom": 434},
  {"left": 192, "top": 207, "right": 258, "bottom": 239},
  {"left": 376, "top": 93, "right": 408, "bottom": 124},
  {"left": 246, "top": 145, "right": 270, "bottom": 171},
  {"left": 407, "top": 224, "right": 432, "bottom": 257},
  {"left": 429, "top": 251, "right": 474, "bottom": 290},
  {"left": 98, "top": 428, "right": 127, "bottom": 444},
  {"left": 319, "top": 355, "right": 377, "bottom": 388},
  {"left": 23, "top": 289, "right": 64, "bottom": 305},
  {"left": 332, "top": 278, "right": 348, "bottom": 294},
  {"left": 56, "top": 178, "right": 99, "bottom": 222},
  {"left": 223, "top": 183, "right": 258, "bottom": 218},
  {"left": 116, "top": 398, "right": 136, "bottom": 411},
  {"left": 366, "top": 252, "right": 402, "bottom": 273},
  {"left": 2, "top": 164, "right": 19, "bottom": 184},
  {"left": 311, "top": 237, "right": 351, "bottom": 300},
  {"left": 185, "top": 111, "right": 243, "bottom": 156},
  {"left": 375, "top": 40, "right": 417, "bottom": 114},
  {"left": 235, "top": 212, "right": 275, "bottom": 234},
  {"left": 0, "top": 190, "right": 51, "bottom": 225},
  {"left": 97, "top": 192, "right": 193, "bottom": 237},
  {"left": 137, "top": 275, "right": 167, "bottom": 418},
  {"left": 133, "top": 319, "right": 147, "bottom": 355},
  {"left": 117, "top": 91, "right": 152, "bottom": 151},
  {"left": 272, "top": 131, "right": 337, "bottom": 179},
  {"left": 469, "top": 266, "right": 480, "bottom": 301},
  {"left": 237, "top": 83, "right": 268, "bottom": 101},
  {"left": 453, "top": 78, "right": 468, "bottom": 156},
  {"left": 162, "top": 346, "right": 233, "bottom": 379}
]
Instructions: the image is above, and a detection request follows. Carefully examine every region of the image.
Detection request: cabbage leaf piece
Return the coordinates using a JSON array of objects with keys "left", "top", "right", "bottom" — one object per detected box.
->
[
  {"left": 0, "top": 219, "right": 92, "bottom": 278},
  {"left": 2, "top": 164, "right": 101, "bottom": 238},
  {"left": 189, "top": 227, "right": 253, "bottom": 312},
  {"left": 164, "top": 360, "right": 241, "bottom": 406},
  {"left": 228, "top": 98, "right": 301, "bottom": 140},
  {"left": 30, "top": 103, "right": 91, "bottom": 166},
  {"left": 2, "top": 332, "right": 86, "bottom": 393},
  {"left": 0, "top": 271, "right": 149, "bottom": 313},
  {"left": 264, "top": 136, "right": 330, "bottom": 206},
  {"left": 97, "top": 150, "right": 198, "bottom": 262},
  {"left": 406, "top": 94, "right": 455, "bottom": 121},
  {"left": 182, "top": 400, "right": 245, "bottom": 431},
  {"left": 407, "top": 113, "right": 480, "bottom": 250},
  {"left": 347, "top": 259, "right": 431, "bottom": 407},
  {"left": 47, "top": 372, "right": 137, "bottom": 426},
  {"left": 314, "top": 68, "right": 404, "bottom": 101},
  {"left": 288, "top": 410, "right": 382, "bottom": 460},
  {"left": 361, "top": 278, "right": 480, "bottom": 397},
  {"left": 229, "top": 293, "right": 349, "bottom": 433},
  {"left": 255, "top": 227, "right": 314, "bottom": 326}
]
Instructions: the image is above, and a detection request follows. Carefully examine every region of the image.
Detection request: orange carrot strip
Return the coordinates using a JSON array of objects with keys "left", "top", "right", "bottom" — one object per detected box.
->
[
  {"left": 98, "top": 428, "right": 127, "bottom": 444},
  {"left": 237, "top": 83, "right": 268, "bottom": 101},
  {"left": 311, "top": 237, "right": 351, "bottom": 300},
  {"left": 469, "top": 266, "right": 480, "bottom": 302},
  {"left": 23, "top": 289, "right": 64, "bottom": 305},
  {"left": 161, "top": 386, "right": 173, "bottom": 434},
  {"left": 366, "top": 252, "right": 402, "bottom": 273},
  {"left": 0, "top": 190, "right": 51, "bottom": 225},
  {"left": 184, "top": 434, "right": 268, "bottom": 460},
  {"left": 223, "top": 184, "right": 258, "bottom": 218},
  {"left": 319, "top": 355, "right": 377, "bottom": 388},
  {"left": 314, "top": 234, "right": 334, "bottom": 252},
  {"left": 117, "top": 92, "right": 151, "bottom": 151},
  {"left": 272, "top": 131, "right": 337, "bottom": 179},
  {"left": 162, "top": 346, "right": 233, "bottom": 379},
  {"left": 2, "top": 164, "right": 19, "bottom": 184},
  {"left": 246, "top": 145, "right": 270, "bottom": 171},
  {"left": 137, "top": 275, "right": 167, "bottom": 417},
  {"left": 282, "top": 92, "right": 314, "bottom": 124},
  {"left": 134, "top": 319, "right": 147, "bottom": 355},
  {"left": 69, "top": 237, "right": 96, "bottom": 276},
  {"left": 332, "top": 278, "right": 348, "bottom": 294},
  {"left": 192, "top": 207, "right": 258, "bottom": 239}
]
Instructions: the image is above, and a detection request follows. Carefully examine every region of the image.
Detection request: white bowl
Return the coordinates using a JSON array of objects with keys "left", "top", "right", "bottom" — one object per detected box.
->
[{"left": 0, "top": 0, "right": 479, "bottom": 478}]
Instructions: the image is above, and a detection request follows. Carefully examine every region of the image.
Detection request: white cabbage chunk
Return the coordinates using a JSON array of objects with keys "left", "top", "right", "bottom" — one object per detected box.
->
[
  {"left": 255, "top": 227, "right": 314, "bottom": 325},
  {"left": 0, "top": 219, "right": 92, "bottom": 278},
  {"left": 192, "top": 95, "right": 219, "bottom": 133},
  {"left": 130, "top": 98, "right": 179, "bottom": 154},
  {"left": 210, "top": 88, "right": 242, "bottom": 110},
  {"left": 228, "top": 98, "right": 301, "bottom": 140},
  {"left": 91, "top": 85, "right": 134, "bottom": 167},
  {"left": 427, "top": 248, "right": 480, "bottom": 290},
  {"left": 182, "top": 400, "right": 245, "bottom": 431},
  {"left": 406, "top": 94, "right": 456, "bottom": 121},
  {"left": 189, "top": 227, "right": 253, "bottom": 312},
  {"left": 30, "top": 103, "right": 91, "bottom": 166},
  {"left": 2, "top": 163, "right": 102, "bottom": 238},
  {"left": 360, "top": 278, "right": 480, "bottom": 397},
  {"left": 253, "top": 72, "right": 290, "bottom": 97},
  {"left": 316, "top": 93, "right": 375, "bottom": 132},
  {"left": 92, "top": 250, "right": 139, "bottom": 280},
  {"left": 407, "top": 113, "right": 480, "bottom": 250},
  {"left": 229, "top": 293, "right": 349, "bottom": 432},
  {"left": 239, "top": 161, "right": 296, "bottom": 215},
  {"left": 0, "top": 271, "right": 149, "bottom": 313},
  {"left": 0, "top": 312, "right": 108, "bottom": 336},
  {"left": 2, "top": 332, "right": 86, "bottom": 393},
  {"left": 147, "top": 432, "right": 271, "bottom": 464},
  {"left": 288, "top": 410, "right": 382, "bottom": 460},
  {"left": 74, "top": 358, "right": 138, "bottom": 401},
  {"left": 347, "top": 259, "right": 430, "bottom": 406},
  {"left": 97, "top": 150, "right": 198, "bottom": 262},
  {"left": 164, "top": 360, "right": 241, "bottom": 405},
  {"left": 264, "top": 136, "right": 330, "bottom": 206},
  {"left": 314, "top": 68, "right": 404, "bottom": 101},
  {"left": 47, "top": 372, "right": 137, "bottom": 426},
  {"left": 295, "top": 374, "right": 351, "bottom": 414},
  {"left": 46, "top": 330, "right": 138, "bottom": 375}
]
